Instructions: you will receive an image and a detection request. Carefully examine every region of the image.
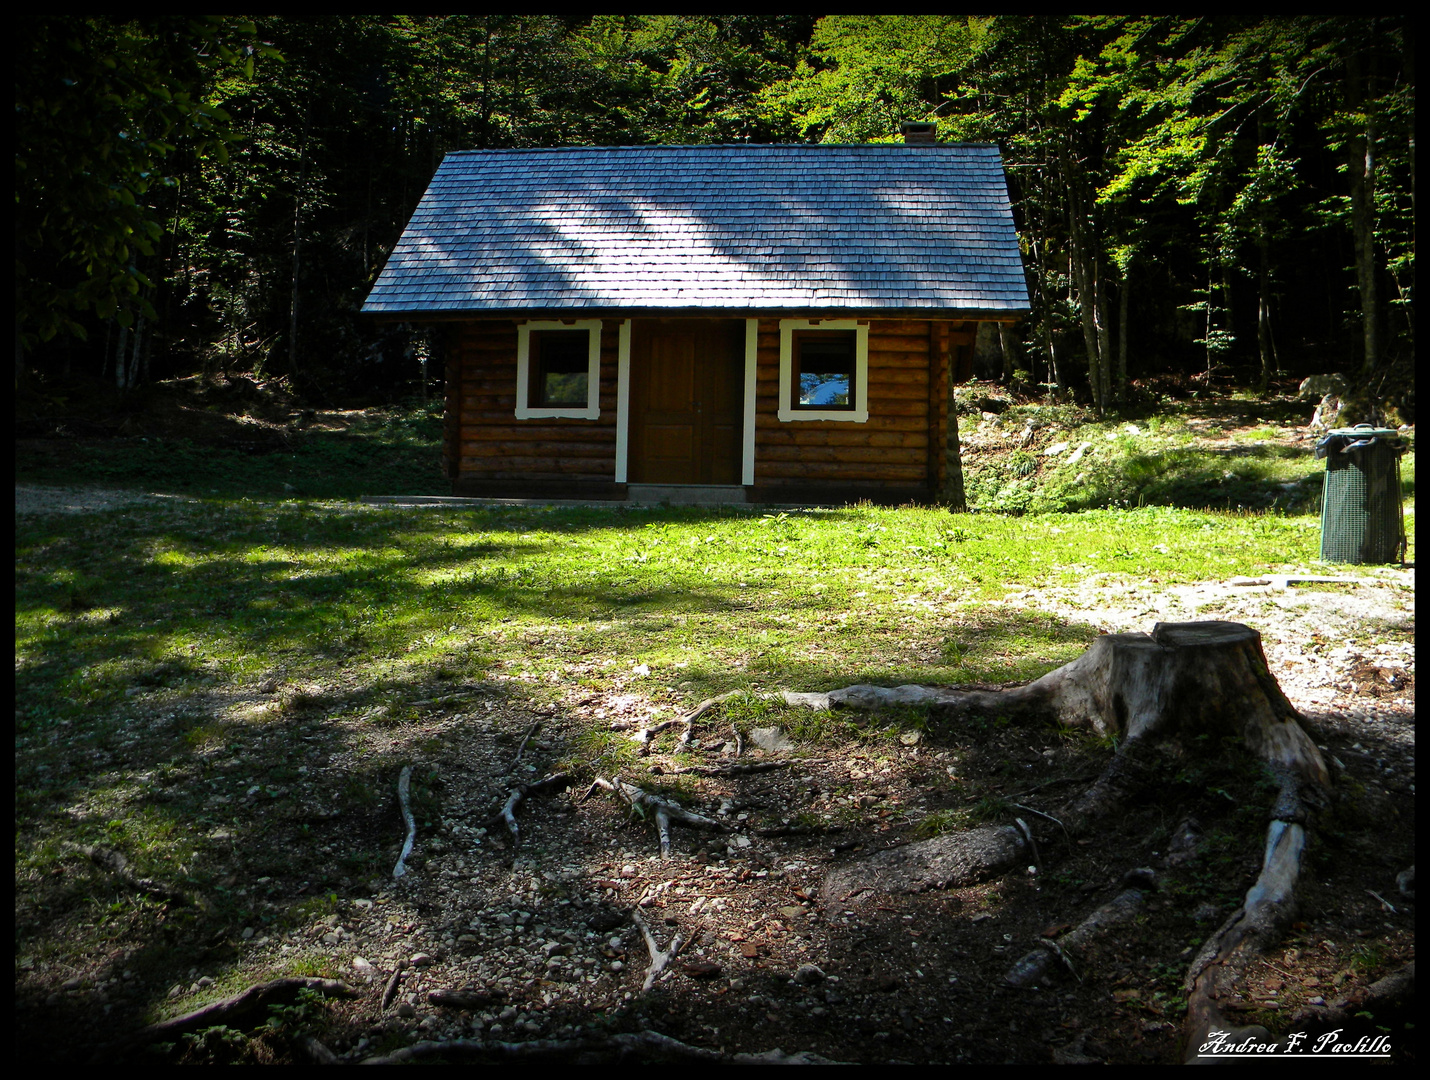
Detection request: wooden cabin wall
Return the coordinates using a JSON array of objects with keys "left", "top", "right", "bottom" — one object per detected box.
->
[
  {"left": 753, "top": 319, "right": 972, "bottom": 495},
  {"left": 450, "top": 319, "right": 620, "bottom": 491}
]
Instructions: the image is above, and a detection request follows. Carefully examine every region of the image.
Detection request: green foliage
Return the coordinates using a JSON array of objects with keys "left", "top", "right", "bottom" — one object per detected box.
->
[{"left": 15, "top": 17, "right": 274, "bottom": 347}]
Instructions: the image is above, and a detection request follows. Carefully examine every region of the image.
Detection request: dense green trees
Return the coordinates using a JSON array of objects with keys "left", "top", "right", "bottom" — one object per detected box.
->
[{"left": 16, "top": 16, "right": 1412, "bottom": 411}]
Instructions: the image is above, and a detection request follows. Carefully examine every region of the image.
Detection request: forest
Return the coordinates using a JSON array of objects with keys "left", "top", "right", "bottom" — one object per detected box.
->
[{"left": 15, "top": 15, "right": 1415, "bottom": 415}]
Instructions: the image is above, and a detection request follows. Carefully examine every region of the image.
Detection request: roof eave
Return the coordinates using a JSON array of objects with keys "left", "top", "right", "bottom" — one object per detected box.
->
[{"left": 362, "top": 305, "right": 1030, "bottom": 323}]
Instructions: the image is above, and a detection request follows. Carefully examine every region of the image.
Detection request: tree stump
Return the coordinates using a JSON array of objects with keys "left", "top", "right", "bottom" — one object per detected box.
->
[{"left": 796, "top": 621, "right": 1332, "bottom": 1059}]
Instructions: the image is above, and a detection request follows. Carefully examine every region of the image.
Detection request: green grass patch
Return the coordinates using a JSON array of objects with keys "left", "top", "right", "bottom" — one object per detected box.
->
[{"left": 16, "top": 498, "right": 1362, "bottom": 742}]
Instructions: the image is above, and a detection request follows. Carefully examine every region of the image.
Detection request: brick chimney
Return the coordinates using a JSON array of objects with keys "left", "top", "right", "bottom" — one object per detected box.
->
[{"left": 900, "top": 121, "right": 938, "bottom": 145}]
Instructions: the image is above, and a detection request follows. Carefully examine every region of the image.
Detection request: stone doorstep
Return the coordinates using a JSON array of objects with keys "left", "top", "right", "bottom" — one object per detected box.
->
[
  {"left": 625, "top": 484, "right": 748, "bottom": 506},
  {"left": 363, "top": 487, "right": 750, "bottom": 508}
]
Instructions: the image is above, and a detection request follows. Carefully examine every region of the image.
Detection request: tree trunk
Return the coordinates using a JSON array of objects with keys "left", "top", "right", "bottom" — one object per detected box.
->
[
  {"left": 1257, "top": 222, "right": 1276, "bottom": 393},
  {"left": 1116, "top": 268, "right": 1129, "bottom": 401},
  {"left": 289, "top": 118, "right": 310, "bottom": 381},
  {"left": 944, "top": 381, "right": 968, "bottom": 512},
  {"left": 1346, "top": 52, "right": 1379, "bottom": 378},
  {"left": 115, "top": 324, "right": 130, "bottom": 389},
  {"left": 1057, "top": 140, "right": 1107, "bottom": 412}
]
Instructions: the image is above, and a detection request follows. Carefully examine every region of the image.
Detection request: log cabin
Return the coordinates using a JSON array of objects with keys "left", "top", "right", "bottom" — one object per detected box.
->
[{"left": 363, "top": 128, "right": 1030, "bottom": 504}]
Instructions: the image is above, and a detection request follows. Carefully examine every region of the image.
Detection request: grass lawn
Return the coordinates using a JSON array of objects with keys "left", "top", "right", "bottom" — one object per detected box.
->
[{"left": 16, "top": 498, "right": 1370, "bottom": 736}]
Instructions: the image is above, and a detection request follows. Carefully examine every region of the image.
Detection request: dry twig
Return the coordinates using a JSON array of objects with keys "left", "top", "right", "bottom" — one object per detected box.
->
[{"left": 393, "top": 765, "right": 417, "bottom": 879}]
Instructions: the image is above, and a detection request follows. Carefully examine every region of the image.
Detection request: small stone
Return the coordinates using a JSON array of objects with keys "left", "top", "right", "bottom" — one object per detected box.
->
[
  {"left": 395, "top": 1002, "right": 416, "bottom": 1018},
  {"left": 749, "top": 727, "right": 793, "bottom": 752},
  {"left": 793, "top": 964, "right": 826, "bottom": 986},
  {"left": 61, "top": 977, "right": 83, "bottom": 991},
  {"left": 240, "top": 927, "right": 255, "bottom": 940},
  {"left": 620, "top": 865, "right": 637, "bottom": 878},
  {"left": 610, "top": 961, "right": 624, "bottom": 972},
  {"left": 410, "top": 953, "right": 434, "bottom": 968},
  {"left": 735, "top": 836, "right": 752, "bottom": 848},
  {"left": 353, "top": 958, "right": 374, "bottom": 973},
  {"left": 196, "top": 976, "right": 214, "bottom": 989}
]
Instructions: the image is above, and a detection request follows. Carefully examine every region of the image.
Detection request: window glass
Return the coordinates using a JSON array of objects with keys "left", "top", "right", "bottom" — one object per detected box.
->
[
  {"left": 531, "top": 330, "right": 590, "bottom": 407},
  {"left": 794, "top": 331, "right": 856, "bottom": 409}
]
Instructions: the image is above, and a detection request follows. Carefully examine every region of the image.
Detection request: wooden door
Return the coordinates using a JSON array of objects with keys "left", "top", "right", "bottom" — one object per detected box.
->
[{"left": 630, "top": 321, "right": 744, "bottom": 484}]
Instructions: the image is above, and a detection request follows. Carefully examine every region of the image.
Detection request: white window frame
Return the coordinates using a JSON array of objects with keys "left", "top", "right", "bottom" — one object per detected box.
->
[
  {"left": 515, "top": 319, "right": 603, "bottom": 420},
  {"left": 777, "top": 318, "right": 869, "bottom": 423}
]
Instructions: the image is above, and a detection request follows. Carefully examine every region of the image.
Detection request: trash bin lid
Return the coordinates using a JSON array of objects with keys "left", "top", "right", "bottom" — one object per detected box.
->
[{"left": 1328, "top": 425, "right": 1400, "bottom": 438}]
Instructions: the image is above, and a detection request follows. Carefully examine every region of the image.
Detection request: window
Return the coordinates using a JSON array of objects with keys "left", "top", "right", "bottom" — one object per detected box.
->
[
  {"left": 516, "top": 320, "right": 602, "bottom": 419},
  {"left": 792, "top": 330, "right": 856, "bottom": 410},
  {"left": 777, "top": 319, "right": 869, "bottom": 422},
  {"left": 530, "top": 330, "right": 589, "bottom": 407}
]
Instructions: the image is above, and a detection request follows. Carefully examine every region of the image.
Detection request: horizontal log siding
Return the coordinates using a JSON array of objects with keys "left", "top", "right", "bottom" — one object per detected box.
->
[
  {"left": 453, "top": 319, "right": 619, "bottom": 483},
  {"left": 753, "top": 319, "right": 934, "bottom": 487}
]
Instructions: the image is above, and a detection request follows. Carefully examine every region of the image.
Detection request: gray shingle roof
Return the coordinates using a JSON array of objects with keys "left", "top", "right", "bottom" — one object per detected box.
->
[{"left": 363, "top": 144, "right": 1030, "bottom": 316}]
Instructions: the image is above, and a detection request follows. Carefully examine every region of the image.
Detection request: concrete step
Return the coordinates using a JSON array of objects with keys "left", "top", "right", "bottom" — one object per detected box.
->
[{"left": 626, "top": 484, "right": 747, "bottom": 505}]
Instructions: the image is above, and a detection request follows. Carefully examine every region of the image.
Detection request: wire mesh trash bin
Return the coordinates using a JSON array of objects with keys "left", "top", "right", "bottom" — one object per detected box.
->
[{"left": 1315, "top": 424, "right": 1407, "bottom": 564}]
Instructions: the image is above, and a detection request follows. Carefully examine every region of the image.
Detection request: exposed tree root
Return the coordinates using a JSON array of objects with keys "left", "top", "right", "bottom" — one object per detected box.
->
[
  {"left": 392, "top": 764, "right": 416, "bottom": 878},
  {"left": 1005, "top": 870, "right": 1157, "bottom": 988},
  {"left": 98, "top": 977, "right": 356, "bottom": 1061},
  {"left": 671, "top": 760, "right": 790, "bottom": 777},
  {"left": 427, "top": 987, "right": 506, "bottom": 1009},
  {"left": 582, "top": 776, "right": 730, "bottom": 859},
  {"left": 359, "top": 1028, "right": 846, "bottom": 1064},
  {"left": 632, "top": 908, "right": 690, "bottom": 991},
  {"left": 299, "top": 1034, "right": 341, "bottom": 1064},
  {"left": 507, "top": 721, "right": 541, "bottom": 772},
  {"left": 482, "top": 772, "right": 573, "bottom": 863},
  {"left": 63, "top": 843, "right": 189, "bottom": 904},
  {"left": 1284, "top": 960, "right": 1415, "bottom": 1034},
  {"left": 380, "top": 961, "right": 406, "bottom": 1010},
  {"left": 632, "top": 691, "right": 744, "bottom": 753}
]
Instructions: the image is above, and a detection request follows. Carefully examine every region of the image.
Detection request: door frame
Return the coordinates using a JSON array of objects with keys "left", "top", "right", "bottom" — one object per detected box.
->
[{"left": 614, "top": 317, "right": 758, "bottom": 486}]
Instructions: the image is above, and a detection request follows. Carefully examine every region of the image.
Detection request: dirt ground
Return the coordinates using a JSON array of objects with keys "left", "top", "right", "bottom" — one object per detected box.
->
[{"left": 13, "top": 379, "right": 1415, "bottom": 1064}]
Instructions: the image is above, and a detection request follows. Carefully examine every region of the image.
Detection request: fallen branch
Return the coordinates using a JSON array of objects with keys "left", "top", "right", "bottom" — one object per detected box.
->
[
  {"left": 64, "top": 843, "right": 188, "bottom": 904},
  {"left": 393, "top": 765, "right": 417, "bottom": 879},
  {"left": 482, "top": 772, "right": 573, "bottom": 862},
  {"left": 583, "top": 777, "right": 730, "bottom": 858},
  {"left": 97, "top": 977, "right": 356, "bottom": 1061},
  {"left": 632, "top": 908, "right": 689, "bottom": 991},
  {"left": 360, "top": 1028, "right": 847, "bottom": 1064}
]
